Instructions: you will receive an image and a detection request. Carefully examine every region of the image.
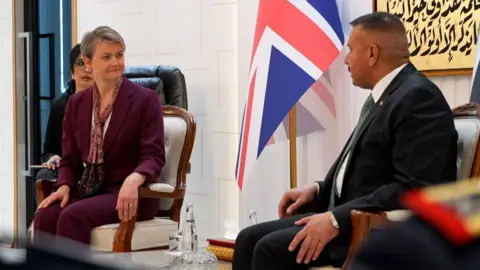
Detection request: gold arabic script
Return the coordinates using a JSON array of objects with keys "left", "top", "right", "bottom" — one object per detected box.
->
[{"left": 387, "top": 0, "right": 480, "bottom": 64}]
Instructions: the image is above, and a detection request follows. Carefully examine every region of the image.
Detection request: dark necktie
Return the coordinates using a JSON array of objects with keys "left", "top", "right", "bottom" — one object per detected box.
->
[{"left": 328, "top": 94, "right": 377, "bottom": 209}]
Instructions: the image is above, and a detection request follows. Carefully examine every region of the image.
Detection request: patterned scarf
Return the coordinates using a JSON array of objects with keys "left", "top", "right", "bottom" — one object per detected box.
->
[{"left": 77, "top": 78, "right": 123, "bottom": 197}]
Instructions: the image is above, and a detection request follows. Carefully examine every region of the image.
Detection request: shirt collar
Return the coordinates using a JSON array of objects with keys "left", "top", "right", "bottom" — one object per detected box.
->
[{"left": 371, "top": 63, "right": 407, "bottom": 102}]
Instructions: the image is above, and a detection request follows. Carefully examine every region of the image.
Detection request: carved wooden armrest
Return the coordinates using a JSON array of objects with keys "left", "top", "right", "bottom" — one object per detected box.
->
[
  {"left": 342, "top": 210, "right": 389, "bottom": 269},
  {"left": 36, "top": 179, "right": 56, "bottom": 204},
  {"left": 113, "top": 183, "right": 185, "bottom": 252}
]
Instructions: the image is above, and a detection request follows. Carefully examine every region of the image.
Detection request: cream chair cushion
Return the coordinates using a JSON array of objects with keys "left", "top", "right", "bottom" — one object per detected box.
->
[
  {"left": 386, "top": 209, "right": 411, "bottom": 221},
  {"left": 90, "top": 217, "right": 178, "bottom": 251}
]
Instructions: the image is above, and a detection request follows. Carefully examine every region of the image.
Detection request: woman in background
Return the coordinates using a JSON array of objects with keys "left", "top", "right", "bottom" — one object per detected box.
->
[
  {"left": 39, "top": 44, "right": 94, "bottom": 176},
  {"left": 30, "top": 44, "right": 94, "bottom": 237}
]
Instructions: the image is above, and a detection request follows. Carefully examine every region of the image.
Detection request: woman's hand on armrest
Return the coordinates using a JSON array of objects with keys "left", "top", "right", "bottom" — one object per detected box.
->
[
  {"left": 116, "top": 173, "right": 146, "bottom": 221},
  {"left": 124, "top": 172, "right": 146, "bottom": 188},
  {"left": 38, "top": 185, "right": 70, "bottom": 209}
]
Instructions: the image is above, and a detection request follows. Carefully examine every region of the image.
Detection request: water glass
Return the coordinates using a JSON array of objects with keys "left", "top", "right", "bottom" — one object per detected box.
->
[{"left": 166, "top": 230, "right": 183, "bottom": 259}]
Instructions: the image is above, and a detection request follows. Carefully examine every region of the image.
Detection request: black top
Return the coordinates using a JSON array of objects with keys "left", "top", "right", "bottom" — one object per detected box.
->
[{"left": 41, "top": 92, "right": 74, "bottom": 162}]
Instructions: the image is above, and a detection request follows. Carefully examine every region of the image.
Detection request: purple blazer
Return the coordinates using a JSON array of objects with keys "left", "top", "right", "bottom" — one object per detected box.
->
[{"left": 56, "top": 76, "right": 166, "bottom": 193}]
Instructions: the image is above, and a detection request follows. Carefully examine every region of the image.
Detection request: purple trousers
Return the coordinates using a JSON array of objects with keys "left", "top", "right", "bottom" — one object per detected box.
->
[{"left": 33, "top": 192, "right": 159, "bottom": 245}]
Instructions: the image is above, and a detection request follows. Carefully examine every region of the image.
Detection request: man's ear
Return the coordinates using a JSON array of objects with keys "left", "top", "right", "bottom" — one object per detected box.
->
[{"left": 368, "top": 44, "right": 380, "bottom": 67}]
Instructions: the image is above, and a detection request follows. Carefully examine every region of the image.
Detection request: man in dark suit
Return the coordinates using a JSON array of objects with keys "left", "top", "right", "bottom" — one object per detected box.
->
[{"left": 232, "top": 12, "right": 458, "bottom": 270}]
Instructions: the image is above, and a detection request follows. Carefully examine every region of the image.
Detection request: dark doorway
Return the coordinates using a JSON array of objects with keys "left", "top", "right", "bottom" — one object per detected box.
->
[{"left": 15, "top": 0, "right": 73, "bottom": 240}]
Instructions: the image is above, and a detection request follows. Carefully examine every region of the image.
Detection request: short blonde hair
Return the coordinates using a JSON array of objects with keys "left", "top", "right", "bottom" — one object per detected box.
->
[{"left": 80, "top": 26, "right": 126, "bottom": 59}]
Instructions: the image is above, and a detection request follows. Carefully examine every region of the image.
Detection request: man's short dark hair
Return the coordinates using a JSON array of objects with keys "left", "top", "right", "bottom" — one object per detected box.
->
[{"left": 350, "top": 12, "right": 406, "bottom": 33}]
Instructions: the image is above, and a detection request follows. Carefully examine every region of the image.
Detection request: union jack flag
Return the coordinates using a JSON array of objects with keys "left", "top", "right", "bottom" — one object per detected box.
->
[
  {"left": 268, "top": 70, "right": 336, "bottom": 144},
  {"left": 235, "top": 0, "right": 345, "bottom": 190}
]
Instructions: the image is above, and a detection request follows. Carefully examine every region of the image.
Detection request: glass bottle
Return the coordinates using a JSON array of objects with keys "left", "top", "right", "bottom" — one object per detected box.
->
[
  {"left": 248, "top": 210, "right": 257, "bottom": 225},
  {"left": 182, "top": 203, "right": 198, "bottom": 253},
  {"left": 171, "top": 203, "right": 218, "bottom": 269},
  {"left": 167, "top": 229, "right": 183, "bottom": 260}
]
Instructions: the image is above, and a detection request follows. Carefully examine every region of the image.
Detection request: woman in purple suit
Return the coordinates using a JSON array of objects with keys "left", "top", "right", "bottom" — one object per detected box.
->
[{"left": 34, "top": 26, "right": 166, "bottom": 244}]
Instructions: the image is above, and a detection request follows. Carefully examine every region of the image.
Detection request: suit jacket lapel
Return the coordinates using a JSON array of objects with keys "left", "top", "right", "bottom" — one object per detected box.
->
[
  {"left": 348, "top": 105, "right": 381, "bottom": 150},
  {"left": 78, "top": 89, "right": 93, "bottom": 158},
  {"left": 348, "top": 63, "right": 417, "bottom": 151},
  {"left": 103, "top": 77, "right": 133, "bottom": 153}
]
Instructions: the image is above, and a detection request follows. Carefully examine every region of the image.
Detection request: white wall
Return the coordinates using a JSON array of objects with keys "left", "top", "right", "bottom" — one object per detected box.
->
[
  {"left": 76, "top": 0, "right": 239, "bottom": 240},
  {"left": 0, "top": 0, "right": 16, "bottom": 237},
  {"left": 237, "top": 0, "right": 473, "bottom": 227},
  {"left": 432, "top": 76, "right": 472, "bottom": 107},
  {"left": 75, "top": 0, "right": 473, "bottom": 238}
]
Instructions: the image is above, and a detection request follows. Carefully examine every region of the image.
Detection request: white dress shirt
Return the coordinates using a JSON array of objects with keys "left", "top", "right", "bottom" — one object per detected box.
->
[{"left": 316, "top": 63, "right": 407, "bottom": 196}]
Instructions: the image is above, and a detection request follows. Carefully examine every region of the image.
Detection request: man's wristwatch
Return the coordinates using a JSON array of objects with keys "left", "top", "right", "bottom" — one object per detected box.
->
[{"left": 329, "top": 213, "right": 339, "bottom": 229}]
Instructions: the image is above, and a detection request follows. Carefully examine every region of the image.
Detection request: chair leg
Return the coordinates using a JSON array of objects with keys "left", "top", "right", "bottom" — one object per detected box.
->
[
  {"left": 170, "top": 199, "right": 183, "bottom": 224},
  {"left": 112, "top": 218, "right": 137, "bottom": 252},
  {"left": 342, "top": 211, "right": 388, "bottom": 269}
]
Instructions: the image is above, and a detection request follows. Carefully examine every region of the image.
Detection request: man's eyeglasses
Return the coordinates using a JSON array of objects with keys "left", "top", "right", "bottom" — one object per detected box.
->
[{"left": 74, "top": 60, "right": 86, "bottom": 69}]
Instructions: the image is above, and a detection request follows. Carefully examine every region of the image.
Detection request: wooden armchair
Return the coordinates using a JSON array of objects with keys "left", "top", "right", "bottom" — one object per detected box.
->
[
  {"left": 36, "top": 105, "right": 196, "bottom": 252},
  {"left": 314, "top": 102, "right": 480, "bottom": 270}
]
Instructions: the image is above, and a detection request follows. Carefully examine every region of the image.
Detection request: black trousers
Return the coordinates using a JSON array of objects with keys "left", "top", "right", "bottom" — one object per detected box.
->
[{"left": 232, "top": 213, "right": 343, "bottom": 270}]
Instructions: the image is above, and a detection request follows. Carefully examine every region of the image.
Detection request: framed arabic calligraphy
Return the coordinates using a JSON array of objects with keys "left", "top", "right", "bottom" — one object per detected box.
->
[{"left": 374, "top": 0, "right": 480, "bottom": 77}]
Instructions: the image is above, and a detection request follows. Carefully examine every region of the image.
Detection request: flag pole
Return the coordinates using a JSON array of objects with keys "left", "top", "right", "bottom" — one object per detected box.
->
[{"left": 289, "top": 106, "right": 298, "bottom": 188}]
